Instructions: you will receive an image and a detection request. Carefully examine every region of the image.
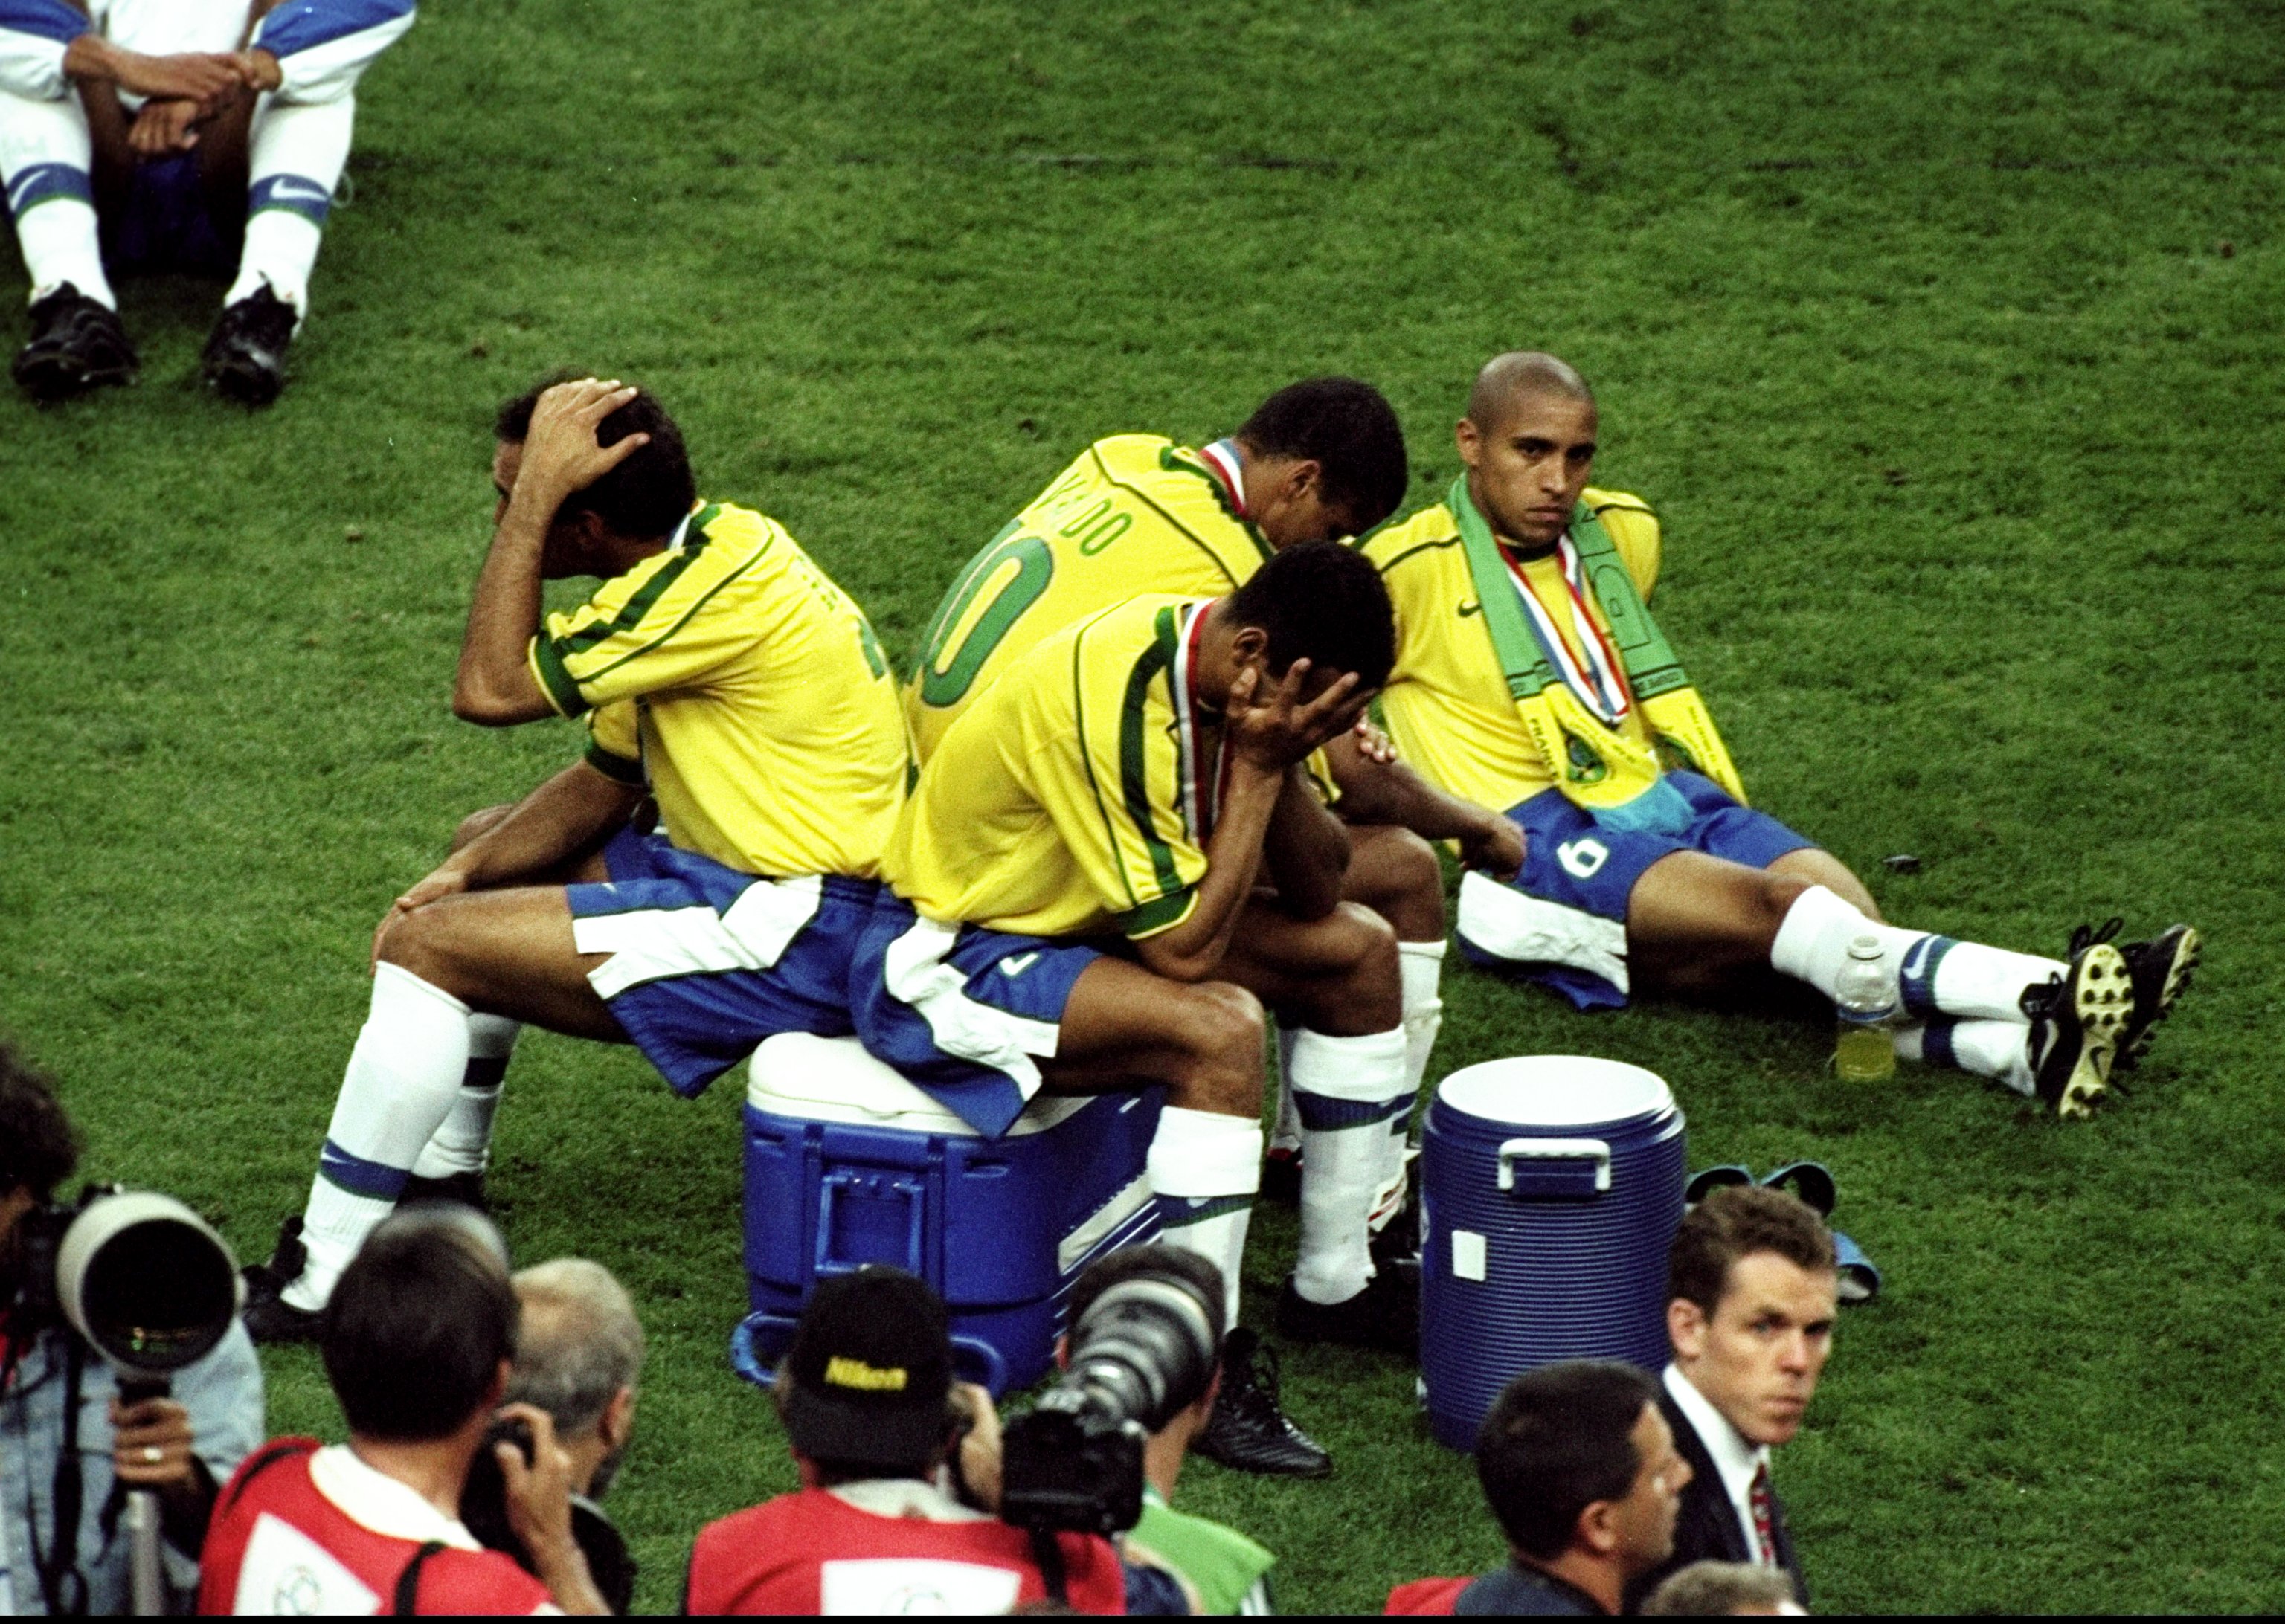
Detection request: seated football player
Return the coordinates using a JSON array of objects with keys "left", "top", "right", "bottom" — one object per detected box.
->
[
  {"left": 240, "top": 376, "right": 912, "bottom": 1340},
  {"left": 1363, "top": 352, "right": 2199, "bottom": 1117},
  {"left": 906, "top": 377, "right": 1521, "bottom": 1217},
  {"left": 0, "top": 0, "right": 413, "bottom": 403},
  {"left": 853, "top": 541, "right": 1407, "bottom": 1474}
]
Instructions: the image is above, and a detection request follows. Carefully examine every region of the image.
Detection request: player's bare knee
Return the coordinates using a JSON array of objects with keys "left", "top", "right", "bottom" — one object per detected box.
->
[
  {"left": 375, "top": 902, "right": 456, "bottom": 986},
  {"left": 1182, "top": 980, "right": 1267, "bottom": 1072},
  {"left": 449, "top": 803, "right": 515, "bottom": 854}
]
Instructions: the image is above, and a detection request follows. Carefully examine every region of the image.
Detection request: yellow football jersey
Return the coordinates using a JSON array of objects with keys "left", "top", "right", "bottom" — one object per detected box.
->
[
  {"left": 527, "top": 500, "right": 910, "bottom": 880},
  {"left": 904, "top": 435, "right": 1270, "bottom": 761},
  {"left": 887, "top": 594, "right": 1224, "bottom": 941},
  {"left": 1363, "top": 488, "right": 1662, "bottom": 813}
]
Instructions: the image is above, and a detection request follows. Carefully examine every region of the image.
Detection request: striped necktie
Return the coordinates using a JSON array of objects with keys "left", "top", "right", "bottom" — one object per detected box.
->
[{"left": 1748, "top": 1460, "right": 1778, "bottom": 1565}]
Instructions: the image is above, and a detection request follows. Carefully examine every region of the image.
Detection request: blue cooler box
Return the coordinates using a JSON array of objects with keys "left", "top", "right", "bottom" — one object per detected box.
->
[
  {"left": 732, "top": 1033, "right": 1163, "bottom": 1396},
  {"left": 1420, "top": 1055, "right": 1687, "bottom": 1450}
]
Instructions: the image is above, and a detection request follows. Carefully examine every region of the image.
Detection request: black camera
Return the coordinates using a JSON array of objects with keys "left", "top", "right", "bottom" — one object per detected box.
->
[
  {"left": 998, "top": 1272, "right": 1220, "bottom": 1535},
  {"left": 7, "top": 1185, "right": 240, "bottom": 1392},
  {"left": 461, "top": 1415, "right": 637, "bottom": 1614}
]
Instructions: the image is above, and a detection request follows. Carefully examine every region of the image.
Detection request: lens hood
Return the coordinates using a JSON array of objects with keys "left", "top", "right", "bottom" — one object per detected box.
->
[{"left": 57, "top": 1190, "right": 242, "bottom": 1379}]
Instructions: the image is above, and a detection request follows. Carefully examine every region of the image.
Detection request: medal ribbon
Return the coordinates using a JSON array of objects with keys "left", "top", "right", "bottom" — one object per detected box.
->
[
  {"left": 1199, "top": 439, "right": 1250, "bottom": 518},
  {"left": 1172, "top": 602, "right": 1232, "bottom": 841},
  {"left": 1502, "top": 535, "right": 1633, "bottom": 725}
]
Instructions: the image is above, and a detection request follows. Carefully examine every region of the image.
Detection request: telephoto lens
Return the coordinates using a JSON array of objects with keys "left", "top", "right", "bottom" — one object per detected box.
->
[{"left": 999, "top": 1272, "right": 1219, "bottom": 1534}]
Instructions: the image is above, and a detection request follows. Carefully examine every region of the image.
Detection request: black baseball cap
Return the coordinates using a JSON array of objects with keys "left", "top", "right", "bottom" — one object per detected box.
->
[{"left": 779, "top": 1268, "right": 954, "bottom": 1474}]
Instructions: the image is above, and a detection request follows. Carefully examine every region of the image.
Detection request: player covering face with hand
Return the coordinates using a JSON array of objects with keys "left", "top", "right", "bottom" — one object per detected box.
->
[
  {"left": 851, "top": 541, "right": 1406, "bottom": 1474},
  {"left": 1361, "top": 351, "right": 2199, "bottom": 1115},
  {"left": 241, "top": 376, "right": 913, "bottom": 1341}
]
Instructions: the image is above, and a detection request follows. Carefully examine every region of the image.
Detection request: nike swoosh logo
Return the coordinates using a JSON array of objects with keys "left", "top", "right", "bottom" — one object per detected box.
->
[
  {"left": 1000, "top": 952, "right": 1041, "bottom": 979},
  {"left": 1458, "top": 601, "right": 1482, "bottom": 617},
  {"left": 268, "top": 184, "right": 331, "bottom": 201},
  {"left": 1900, "top": 938, "right": 1931, "bottom": 983}
]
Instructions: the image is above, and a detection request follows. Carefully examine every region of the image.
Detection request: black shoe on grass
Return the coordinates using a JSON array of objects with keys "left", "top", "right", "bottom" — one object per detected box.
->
[
  {"left": 2022, "top": 938, "right": 2133, "bottom": 1119},
  {"left": 1276, "top": 1258, "right": 1420, "bottom": 1356},
  {"left": 201, "top": 285, "right": 296, "bottom": 405},
  {"left": 2113, "top": 922, "right": 2200, "bottom": 1071},
  {"left": 12, "top": 283, "right": 135, "bottom": 401},
  {"left": 240, "top": 1216, "right": 324, "bottom": 1344},
  {"left": 1194, "top": 1328, "right": 1332, "bottom": 1478}
]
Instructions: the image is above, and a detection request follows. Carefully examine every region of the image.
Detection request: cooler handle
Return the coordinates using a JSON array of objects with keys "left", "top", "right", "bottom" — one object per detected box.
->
[
  {"left": 814, "top": 1171, "right": 928, "bottom": 1276},
  {"left": 1497, "top": 1138, "right": 1611, "bottom": 1193}
]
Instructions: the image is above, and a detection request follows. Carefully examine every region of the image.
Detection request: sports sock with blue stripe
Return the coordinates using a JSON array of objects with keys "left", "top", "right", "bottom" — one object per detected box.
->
[
  {"left": 1290, "top": 1025, "right": 1410, "bottom": 1306},
  {"left": 410, "top": 1014, "right": 521, "bottom": 1179},
  {"left": 1771, "top": 885, "right": 2066, "bottom": 1025},
  {"left": 1148, "top": 1106, "right": 1262, "bottom": 1330},
  {"left": 0, "top": 86, "right": 112, "bottom": 306},
  {"left": 285, "top": 963, "right": 472, "bottom": 1312}
]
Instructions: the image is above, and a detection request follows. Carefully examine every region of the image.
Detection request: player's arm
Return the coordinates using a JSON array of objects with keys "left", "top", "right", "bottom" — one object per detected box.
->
[
  {"left": 454, "top": 380, "right": 648, "bottom": 726},
  {"left": 371, "top": 761, "right": 640, "bottom": 966},
  {"left": 54, "top": 29, "right": 247, "bottom": 109},
  {"left": 1134, "top": 662, "right": 1367, "bottom": 982},
  {"left": 1259, "top": 764, "right": 1349, "bottom": 923},
  {"left": 238, "top": 0, "right": 413, "bottom": 103},
  {"left": 1320, "top": 732, "right": 1523, "bottom": 881}
]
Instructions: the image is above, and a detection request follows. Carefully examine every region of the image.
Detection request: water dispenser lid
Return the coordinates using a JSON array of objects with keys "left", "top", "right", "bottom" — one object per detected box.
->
[{"left": 1437, "top": 1055, "right": 1672, "bottom": 1128}]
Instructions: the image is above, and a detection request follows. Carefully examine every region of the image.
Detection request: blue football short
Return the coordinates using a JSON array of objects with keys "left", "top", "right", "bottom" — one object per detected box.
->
[
  {"left": 564, "top": 830, "right": 875, "bottom": 1098},
  {"left": 1455, "top": 771, "right": 1813, "bottom": 1011},
  {"left": 100, "top": 153, "right": 235, "bottom": 276},
  {"left": 846, "top": 889, "right": 1106, "bottom": 1138}
]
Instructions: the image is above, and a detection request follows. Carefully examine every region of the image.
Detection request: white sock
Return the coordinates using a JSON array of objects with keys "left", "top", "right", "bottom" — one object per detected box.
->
[
  {"left": 410, "top": 1015, "right": 521, "bottom": 1179},
  {"left": 1770, "top": 885, "right": 2065, "bottom": 1024},
  {"left": 1370, "top": 939, "right": 1445, "bottom": 1231},
  {"left": 0, "top": 88, "right": 112, "bottom": 306},
  {"left": 1398, "top": 938, "right": 1447, "bottom": 1095},
  {"left": 226, "top": 94, "right": 355, "bottom": 318},
  {"left": 285, "top": 964, "right": 472, "bottom": 1311},
  {"left": 1289, "top": 1026, "right": 1410, "bottom": 1306},
  {"left": 1897, "top": 1019, "right": 2036, "bottom": 1097},
  {"left": 1270, "top": 1025, "right": 1302, "bottom": 1156},
  {"left": 1148, "top": 1106, "right": 1262, "bottom": 1330}
]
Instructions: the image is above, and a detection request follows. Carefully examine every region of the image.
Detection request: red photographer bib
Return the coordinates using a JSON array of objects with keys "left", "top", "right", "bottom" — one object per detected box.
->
[
  {"left": 198, "top": 1440, "right": 556, "bottom": 1616},
  {"left": 685, "top": 1482, "right": 1125, "bottom": 1615}
]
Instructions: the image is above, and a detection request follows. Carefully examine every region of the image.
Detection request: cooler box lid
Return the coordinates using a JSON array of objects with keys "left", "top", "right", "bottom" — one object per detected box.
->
[
  {"left": 745, "top": 1033, "right": 1089, "bottom": 1138},
  {"left": 1436, "top": 1055, "right": 1673, "bottom": 1130}
]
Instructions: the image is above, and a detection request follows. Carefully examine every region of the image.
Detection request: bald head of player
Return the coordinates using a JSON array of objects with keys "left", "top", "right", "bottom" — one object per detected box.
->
[{"left": 1454, "top": 352, "right": 1599, "bottom": 553}]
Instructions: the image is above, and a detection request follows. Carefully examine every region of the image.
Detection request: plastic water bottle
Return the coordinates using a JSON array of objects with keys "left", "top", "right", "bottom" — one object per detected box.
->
[{"left": 1834, "top": 934, "right": 1898, "bottom": 1081}]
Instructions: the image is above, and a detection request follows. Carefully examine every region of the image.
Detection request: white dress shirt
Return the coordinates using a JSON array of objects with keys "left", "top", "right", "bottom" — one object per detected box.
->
[{"left": 1663, "top": 1363, "right": 1774, "bottom": 1565}]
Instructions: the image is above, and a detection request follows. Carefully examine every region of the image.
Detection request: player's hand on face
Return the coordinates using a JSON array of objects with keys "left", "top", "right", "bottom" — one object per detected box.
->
[
  {"left": 1227, "top": 657, "right": 1371, "bottom": 772},
  {"left": 1350, "top": 712, "right": 1398, "bottom": 764},
  {"left": 514, "top": 379, "right": 650, "bottom": 509},
  {"left": 110, "top": 1396, "right": 199, "bottom": 1495},
  {"left": 371, "top": 867, "right": 469, "bottom": 972},
  {"left": 129, "top": 98, "right": 202, "bottom": 156},
  {"left": 494, "top": 1402, "right": 578, "bottom": 1557},
  {"left": 1460, "top": 814, "right": 1526, "bottom": 883}
]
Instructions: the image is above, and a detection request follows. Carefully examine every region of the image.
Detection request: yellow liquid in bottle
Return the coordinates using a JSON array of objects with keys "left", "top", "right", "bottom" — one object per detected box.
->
[{"left": 1835, "top": 1022, "right": 1897, "bottom": 1082}]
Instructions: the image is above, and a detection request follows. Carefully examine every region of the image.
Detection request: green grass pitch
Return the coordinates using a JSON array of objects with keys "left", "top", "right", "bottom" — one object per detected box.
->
[{"left": 4, "top": 0, "right": 2281, "bottom": 1611}]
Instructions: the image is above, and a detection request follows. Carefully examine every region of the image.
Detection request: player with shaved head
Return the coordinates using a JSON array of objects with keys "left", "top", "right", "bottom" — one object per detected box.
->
[{"left": 1360, "top": 352, "right": 2199, "bottom": 1118}]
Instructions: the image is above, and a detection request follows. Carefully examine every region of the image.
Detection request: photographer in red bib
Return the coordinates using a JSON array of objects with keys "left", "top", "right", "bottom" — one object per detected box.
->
[{"left": 1361, "top": 351, "right": 2200, "bottom": 1118}]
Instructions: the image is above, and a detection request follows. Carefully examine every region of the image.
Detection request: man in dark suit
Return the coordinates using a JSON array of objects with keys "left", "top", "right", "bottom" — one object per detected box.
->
[
  {"left": 1386, "top": 1361, "right": 1692, "bottom": 1616},
  {"left": 1626, "top": 1185, "right": 1837, "bottom": 1611}
]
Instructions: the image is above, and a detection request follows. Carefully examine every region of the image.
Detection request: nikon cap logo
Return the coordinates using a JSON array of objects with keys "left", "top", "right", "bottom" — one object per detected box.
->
[{"left": 823, "top": 1355, "right": 908, "bottom": 1392}]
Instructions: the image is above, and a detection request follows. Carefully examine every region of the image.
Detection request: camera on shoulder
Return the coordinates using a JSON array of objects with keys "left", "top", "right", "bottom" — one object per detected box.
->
[{"left": 998, "top": 1266, "right": 1220, "bottom": 1536}]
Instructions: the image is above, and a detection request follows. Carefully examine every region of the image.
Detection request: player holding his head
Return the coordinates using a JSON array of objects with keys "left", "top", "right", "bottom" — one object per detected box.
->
[
  {"left": 241, "top": 376, "right": 911, "bottom": 1340},
  {"left": 0, "top": 0, "right": 415, "bottom": 403},
  {"left": 1362, "top": 351, "right": 2199, "bottom": 1115},
  {"left": 852, "top": 541, "right": 1401, "bottom": 1473},
  {"left": 909, "top": 378, "right": 1522, "bottom": 1269}
]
